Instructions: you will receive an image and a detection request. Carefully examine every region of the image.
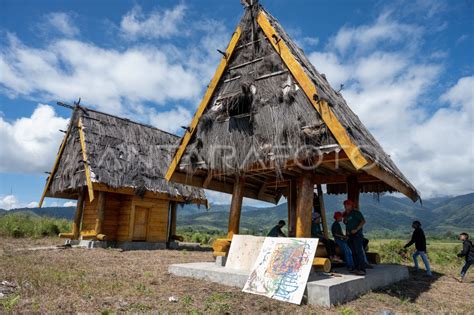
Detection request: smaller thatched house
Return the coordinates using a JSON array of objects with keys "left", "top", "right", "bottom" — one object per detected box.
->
[{"left": 39, "top": 105, "right": 207, "bottom": 247}]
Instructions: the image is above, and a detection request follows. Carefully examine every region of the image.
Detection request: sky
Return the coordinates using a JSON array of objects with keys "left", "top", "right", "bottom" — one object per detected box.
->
[{"left": 0, "top": 0, "right": 473, "bottom": 209}]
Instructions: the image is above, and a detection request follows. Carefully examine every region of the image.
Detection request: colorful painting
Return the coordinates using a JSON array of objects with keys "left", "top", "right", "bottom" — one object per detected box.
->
[{"left": 242, "top": 237, "right": 318, "bottom": 304}]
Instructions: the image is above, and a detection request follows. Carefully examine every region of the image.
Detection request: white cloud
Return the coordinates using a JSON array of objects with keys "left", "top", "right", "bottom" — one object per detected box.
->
[
  {"left": 308, "top": 13, "right": 473, "bottom": 198},
  {"left": 0, "top": 35, "right": 201, "bottom": 114},
  {"left": 150, "top": 106, "right": 192, "bottom": 133},
  {"left": 0, "top": 195, "right": 18, "bottom": 210},
  {"left": 0, "top": 104, "right": 68, "bottom": 173},
  {"left": 63, "top": 201, "right": 76, "bottom": 207},
  {"left": 120, "top": 4, "right": 186, "bottom": 40},
  {"left": 27, "top": 201, "right": 38, "bottom": 208},
  {"left": 41, "top": 12, "right": 80, "bottom": 37}
]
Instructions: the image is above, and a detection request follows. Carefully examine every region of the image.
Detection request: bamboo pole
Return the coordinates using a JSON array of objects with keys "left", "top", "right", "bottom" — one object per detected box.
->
[
  {"left": 72, "top": 187, "right": 85, "bottom": 240},
  {"left": 295, "top": 174, "right": 313, "bottom": 237},
  {"left": 317, "top": 184, "right": 329, "bottom": 239},
  {"left": 227, "top": 176, "right": 245, "bottom": 238},
  {"left": 94, "top": 191, "right": 105, "bottom": 235}
]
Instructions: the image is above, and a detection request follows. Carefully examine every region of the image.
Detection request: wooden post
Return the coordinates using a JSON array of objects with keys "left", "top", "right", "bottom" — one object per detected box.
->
[
  {"left": 287, "top": 180, "right": 297, "bottom": 237},
  {"left": 347, "top": 175, "right": 360, "bottom": 209},
  {"left": 169, "top": 201, "right": 177, "bottom": 240},
  {"left": 227, "top": 176, "right": 245, "bottom": 238},
  {"left": 95, "top": 191, "right": 105, "bottom": 235},
  {"left": 316, "top": 184, "right": 329, "bottom": 239},
  {"left": 295, "top": 174, "right": 313, "bottom": 238},
  {"left": 72, "top": 187, "right": 85, "bottom": 240}
]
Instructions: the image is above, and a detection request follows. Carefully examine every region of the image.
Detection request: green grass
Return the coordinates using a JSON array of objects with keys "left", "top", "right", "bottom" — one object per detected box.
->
[{"left": 0, "top": 212, "right": 71, "bottom": 238}]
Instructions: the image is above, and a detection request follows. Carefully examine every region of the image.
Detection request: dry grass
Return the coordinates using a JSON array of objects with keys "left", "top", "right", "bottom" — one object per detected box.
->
[{"left": 0, "top": 237, "right": 473, "bottom": 314}]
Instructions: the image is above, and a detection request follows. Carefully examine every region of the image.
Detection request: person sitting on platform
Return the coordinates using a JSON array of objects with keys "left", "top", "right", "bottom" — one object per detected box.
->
[
  {"left": 267, "top": 220, "right": 287, "bottom": 237},
  {"left": 404, "top": 220, "right": 432, "bottom": 277},
  {"left": 344, "top": 199, "right": 367, "bottom": 275},
  {"left": 332, "top": 211, "right": 355, "bottom": 271},
  {"left": 312, "top": 212, "right": 342, "bottom": 262}
]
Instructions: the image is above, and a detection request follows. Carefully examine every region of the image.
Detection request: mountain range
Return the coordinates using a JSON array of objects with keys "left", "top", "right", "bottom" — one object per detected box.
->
[{"left": 1, "top": 193, "right": 473, "bottom": 237}]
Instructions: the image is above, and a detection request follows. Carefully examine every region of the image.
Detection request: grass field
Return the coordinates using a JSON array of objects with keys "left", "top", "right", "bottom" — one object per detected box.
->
[{"left": 1, "top": 237, "right": 472, "bottom": 314}]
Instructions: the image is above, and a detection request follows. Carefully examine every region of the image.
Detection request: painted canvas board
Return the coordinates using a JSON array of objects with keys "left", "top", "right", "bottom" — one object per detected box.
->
[
  {"left": 242, "top": 237, "right": 318, "bottom": 304},
  {"left": 226, "top": 235, "right": 266, "bottom": 272}
]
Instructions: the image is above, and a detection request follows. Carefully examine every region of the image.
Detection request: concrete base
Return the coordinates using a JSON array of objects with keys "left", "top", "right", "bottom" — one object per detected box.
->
[{"left": 168, "top": 262, "right": 409, "bottom": 306}]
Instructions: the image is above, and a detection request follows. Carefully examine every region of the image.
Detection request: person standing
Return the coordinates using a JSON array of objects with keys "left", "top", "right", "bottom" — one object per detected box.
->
[
  {"left": 404, "top": 221, "right": 432, "bottom": 277},
  {"left": 332, "top": 211, "right": 355, "bottom": 271},
  {"left": 344, "top": 199, "right": 366, "bottom": 275},
  {"left": 457, "top": 232, "right": 473, "bottom": 282}
]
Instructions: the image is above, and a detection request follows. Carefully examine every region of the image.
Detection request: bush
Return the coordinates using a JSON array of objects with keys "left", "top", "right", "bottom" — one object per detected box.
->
[{"left": 0, "top": 213, "right": 71, "bottom": 238}]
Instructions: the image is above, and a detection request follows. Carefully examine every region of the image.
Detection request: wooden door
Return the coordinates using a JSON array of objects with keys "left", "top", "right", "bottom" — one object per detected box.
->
[{"left": 133, "top": 206, "right": 148, "bottom": 241}]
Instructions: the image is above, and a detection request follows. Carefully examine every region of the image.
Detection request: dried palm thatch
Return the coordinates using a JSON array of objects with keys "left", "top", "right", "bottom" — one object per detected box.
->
[
  {"left": 46, "top": 106, "right": 206, "bottom": 202},
  {"left": 172, "top": 2, "right": 419, "bottom": 202}
]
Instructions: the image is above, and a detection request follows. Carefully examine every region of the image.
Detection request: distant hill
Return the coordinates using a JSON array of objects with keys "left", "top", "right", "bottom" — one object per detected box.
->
[{"left": 1, "top": 193, "right": 472, "bottom": 237}]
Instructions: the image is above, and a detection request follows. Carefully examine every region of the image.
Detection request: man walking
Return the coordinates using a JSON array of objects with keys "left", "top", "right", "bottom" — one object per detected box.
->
[{"left": 404, "top": 221, "right": 432, "bottom": 277}]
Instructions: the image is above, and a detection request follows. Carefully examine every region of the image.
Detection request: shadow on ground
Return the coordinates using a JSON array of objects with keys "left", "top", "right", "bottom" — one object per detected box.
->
[{"left": 376, "top": 267, "right": 443, "bottom": 302}]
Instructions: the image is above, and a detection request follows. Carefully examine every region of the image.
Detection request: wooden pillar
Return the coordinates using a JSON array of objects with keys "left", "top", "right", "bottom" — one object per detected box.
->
[
  {"left": 94, "top": 191, "right": 106, "bottom": 235},
  {"left": 227, "top": 176, "right": 245, "bottom": 239},
  {"left": 295, "top": 174, "right": 313, "bottom": 238},
  {"left": 347, "top": 175, "right": 360, "bottom": 209},
  {"left": 72, "top": 187, "right": 85, "bottom": 240},
  {"left": 287, "top": 180, "right": 297, "bottom": 237},
  {"left": 316, "top": 184, "right": 329, "bottom": 239},
  {"left": 170, "top": 201, "right": 177, "bottom": 239}
]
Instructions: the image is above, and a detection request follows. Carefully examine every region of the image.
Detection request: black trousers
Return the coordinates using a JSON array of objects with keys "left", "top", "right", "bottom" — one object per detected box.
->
[
  {"left": 348, "top": 232, "right": 366, "bottom": 272},
  {"left": 461, "top": 260, "right": 472, "bottom": 277}
]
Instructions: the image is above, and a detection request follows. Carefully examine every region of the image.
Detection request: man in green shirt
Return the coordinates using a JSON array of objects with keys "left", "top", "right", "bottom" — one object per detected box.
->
[{"left": 344, "top": 199, "right": 366, "bottom": 275}]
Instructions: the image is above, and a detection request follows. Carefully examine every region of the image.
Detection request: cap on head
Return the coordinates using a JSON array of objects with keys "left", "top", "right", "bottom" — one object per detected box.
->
[
  {"left": 278, "top": 220, "right": 286, "bottom": 226},
  {"left": 312, "top": 212, "right": 321, "bottom": 221},
  {"left": 333, "top": 211, "right": 343, "bottom": 220},
  {"left": 412, "top": 220, "right": 421, "bottom": 227},
  {"left": 343, "top": 199, "right": 354, "bottom": 207}
]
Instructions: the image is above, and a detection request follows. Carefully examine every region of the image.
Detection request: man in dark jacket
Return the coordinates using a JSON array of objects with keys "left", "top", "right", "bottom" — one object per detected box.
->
[
  {"left": 404, "top": 221, "right": 432, "bottom": 276},
  {"left": 267, "top": 220, "right": 286, "bottom": 237},
  {"left": 457, "top": 232, "right": 473, "bottom": 282}
]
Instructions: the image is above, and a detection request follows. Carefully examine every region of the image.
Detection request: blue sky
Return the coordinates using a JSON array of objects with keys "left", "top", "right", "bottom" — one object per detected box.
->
[{"left": 0, "top": 0, "right": 473, "bottom": 209}]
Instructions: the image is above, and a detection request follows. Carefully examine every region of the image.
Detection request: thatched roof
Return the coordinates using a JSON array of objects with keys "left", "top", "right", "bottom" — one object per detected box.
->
[
  {"left": 43, "top": 106, "right": 206, "bottom": 204},
  {"left": 167, "top": 3, "right": 419, "bottom": 203}
]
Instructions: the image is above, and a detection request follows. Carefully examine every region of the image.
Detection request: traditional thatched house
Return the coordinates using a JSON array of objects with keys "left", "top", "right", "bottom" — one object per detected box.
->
[
  {"left": 165, "top": 1, "right": 419, "bottom": 267},
  {"left": 39, "top": 105, "right": 207, "bottom": 246}
]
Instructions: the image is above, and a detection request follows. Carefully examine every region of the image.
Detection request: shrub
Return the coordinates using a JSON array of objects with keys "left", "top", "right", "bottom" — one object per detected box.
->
[{"left": 0, "top": 213, "right": 71, "bottom": 238}]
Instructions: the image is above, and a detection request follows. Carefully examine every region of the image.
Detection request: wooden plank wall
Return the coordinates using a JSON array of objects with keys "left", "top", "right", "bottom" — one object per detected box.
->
[{"left": 81, "top": 190, "right": 170, "bottom": 242}]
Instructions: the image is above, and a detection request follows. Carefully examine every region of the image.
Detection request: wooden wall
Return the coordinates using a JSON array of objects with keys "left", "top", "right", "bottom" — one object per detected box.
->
[{"left": 80, "top": 191, "right": 170, "bottom": 243}]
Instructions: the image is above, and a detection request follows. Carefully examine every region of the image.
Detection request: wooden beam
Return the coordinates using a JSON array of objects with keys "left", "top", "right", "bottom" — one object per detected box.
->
[
  {"left": 166, "top": 27, "right": 242, "bottom": 181},
  {"left": 316, "top": 184, "right": 329, "bottom": 239},
  {"left": 78, "top": 117, "right": 95, "bottom": 203},
  {"left": 203, "top": 172, "right": 213, "bottom": 188},
  {"left": 95, "top": 191, "right": 105, "bottom": 235},
  {"left": 365, "top": 163, "right": 419, "bottom": 202},
  {"left": 92, "top": 182, "right": 208, "bottom": 207},
  {"left": 39, "top": 116, "right": 74, "bottom": 207},
  {"left": 295, "top": 174, "right": 313, "bottom": 237},
  {"left": 171, "top": 172, "right": 277, "bottom": 204},
  {"left": 227, "top": 176, "right": 245, "bottom": 238},
  {"left": 347, "top": 175, "right": 360, "bottom": 209},
  {"left": 169, "top": 201, "right": 177, "bottom": 241},
  {"left": 313, "top": 173, "right": 380, "bottom": 185},
  {"left": 287, "top": 179, "right": 297, "bottom": 237},
  {"left": 72, "top": 187, "right": 85, "bottom": 240},
  {"left": 257, "top": 11, "right": 369, "bottom": 170}
]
